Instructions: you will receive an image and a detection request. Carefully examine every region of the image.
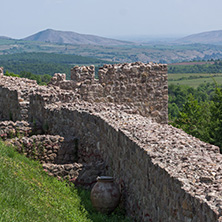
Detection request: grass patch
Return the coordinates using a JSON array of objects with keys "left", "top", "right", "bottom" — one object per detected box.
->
[{"left": 0, "top": 141, "right": 130, "bottom": 222}]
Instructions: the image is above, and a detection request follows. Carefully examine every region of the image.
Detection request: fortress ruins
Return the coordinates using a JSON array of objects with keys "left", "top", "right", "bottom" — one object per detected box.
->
[{"left": 0, "top": 63, "right": 222, "bottom": 221}]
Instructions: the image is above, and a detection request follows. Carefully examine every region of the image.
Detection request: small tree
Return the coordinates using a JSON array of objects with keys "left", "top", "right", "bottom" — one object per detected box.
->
[
  {"left": 210, "top": 87, "right": 222, "bottom": 149},
  {"left": 171, "top": 94, "right": 211, "bottom": 143}
]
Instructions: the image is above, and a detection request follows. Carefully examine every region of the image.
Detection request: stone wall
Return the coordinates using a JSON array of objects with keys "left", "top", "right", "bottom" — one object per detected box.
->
[
  {"left": 42, "top": 161, "right": 105, "bottom": 188},
  {"left": 0, "top": 120, "right": 105, "bottom": 189},
  {"left": 71, "top": 65, "right": 95, "bottom": 82},
  {"left": 1, "top": 65, "right": 222, "bottom": 221},
  {"left": 0, "top": 67, "right": 3, "bottom": 77},
  {"left": 0, "top": 74, "right": 78, "bottom": 123},
  {"left": 0, "top": 121, "right": 32, "bottom": 139},
  {"left": 8, "top": 134, "right": 65, "bottom": 162},
  {"left": 27, "top": 95, "right": 222, "bottom": 221},
  {"left": 50, "top": 62, "right": 168, "bottom": 124},
  {"left": 0, "top": 75, "right": 37, "bottom": 121},
  {"left": 97, "top": 63, "right": 168, "bottom": 123},
  {"left": 0, "top": 86, "right": 21, "bottom": 121}
]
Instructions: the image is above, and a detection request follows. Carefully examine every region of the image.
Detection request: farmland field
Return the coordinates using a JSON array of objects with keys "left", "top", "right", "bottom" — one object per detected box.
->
[
  {"left": 2, "top": 39, "right": 222, "bottom": 63},
  {"left": 168, "top": 73, "right": 222, "bottom": 87}
]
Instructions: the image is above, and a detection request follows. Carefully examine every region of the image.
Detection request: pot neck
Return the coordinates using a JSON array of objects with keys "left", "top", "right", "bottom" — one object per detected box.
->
[{"left": 97, "top": 176, "right": 114, "bottom": 182}]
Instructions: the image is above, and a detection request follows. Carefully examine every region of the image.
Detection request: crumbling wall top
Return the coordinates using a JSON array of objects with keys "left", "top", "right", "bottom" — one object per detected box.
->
[
  {"left": 71, "top": 65, "right": 95, "bottom": 83},
  {"left": 0, "top": 67, "right": 3, "bottom": 77},
  {"left": 50, "top": 62, "right": 168, "bottom": 123}
]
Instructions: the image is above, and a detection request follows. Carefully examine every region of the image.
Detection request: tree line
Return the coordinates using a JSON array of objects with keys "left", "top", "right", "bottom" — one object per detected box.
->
[
  {"left": 0, "top": 52, "right": 107, "bottom": 78},
  {"left": 168, "top": 60, "right": 222, "bottom": 74},
  {"left": 0, "top": 52, "right": 107, "bottom": 64},
  {"left": 4, "top": 71, "right": 51, "bottom": 85},
  {"left": 169, "top": 82, "right": 222, "bottom": 151}
]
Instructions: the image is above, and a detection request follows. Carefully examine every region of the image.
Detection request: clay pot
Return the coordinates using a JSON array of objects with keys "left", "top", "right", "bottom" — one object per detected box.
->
[{"left": 90, "top": 176, "right": 120, "bottom": 214}]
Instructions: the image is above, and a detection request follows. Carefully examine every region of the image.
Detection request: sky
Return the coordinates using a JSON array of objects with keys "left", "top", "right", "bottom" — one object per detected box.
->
[{"left": 1, "top": 0, "right": 222, "bottom": 40}]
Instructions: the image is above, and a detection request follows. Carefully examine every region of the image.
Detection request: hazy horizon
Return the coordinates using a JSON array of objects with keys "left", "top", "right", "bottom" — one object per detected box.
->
[
  {"left": 1, "top": 0, "right": 222, "bottom": 40},
  {"left": 0, "top": 28, "right": 186, "bottom": 42}
]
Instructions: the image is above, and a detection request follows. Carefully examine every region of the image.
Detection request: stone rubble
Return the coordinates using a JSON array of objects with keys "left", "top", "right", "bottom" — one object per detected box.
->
[
  {"left": 43, "top": 161, "right": 105, "bottom": 188},
  {"left": 0, "top": 120, "right": 32, "bottom": 139}
]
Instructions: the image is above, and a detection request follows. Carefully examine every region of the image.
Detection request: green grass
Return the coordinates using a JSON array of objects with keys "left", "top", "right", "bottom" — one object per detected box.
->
[
  {"left": 168, "top": 73, "right": 222, "bottom": 88},
  {"left": 0, "top": 141, "right": 130, "bottom": 222}
]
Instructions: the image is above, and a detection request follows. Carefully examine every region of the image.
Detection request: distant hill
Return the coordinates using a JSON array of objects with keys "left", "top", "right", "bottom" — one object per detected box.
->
[
  {"left": 22, "top": 29, "right": 132, "bottom": 46},
  {"left": 0, "top": 36, "right": 12, "bottom": 40},
  {"left": 175, "top": 30, "right": 222, "bottom": 45}
]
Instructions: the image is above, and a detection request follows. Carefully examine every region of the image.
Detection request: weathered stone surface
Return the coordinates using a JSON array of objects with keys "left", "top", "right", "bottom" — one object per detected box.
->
[
  {"left": 0, "top": 120, "right": 32, "bottom": 139},
  {"left": 50, "top": 62, "right": 168, "bottom": 124},
  {"left": 28, "top": 88, "right": 222, "bottom": 221},
  {"left": 42, "top": 161, "right": 105, "bottom": 188},
  {"left": 70, "top": 65, "right": 95, "bottom": 83},
  {"left": 7, "top": 135, "right": 64, "bottom": 163},
  {"left": 0, "top": 67, "right": 3, "bottom": 77},
  {"left": 0, "top": 75, "right": 37, "bottom": 121},
  {"left": 1, "top": 63, "right": 222, "bottom": 221}
]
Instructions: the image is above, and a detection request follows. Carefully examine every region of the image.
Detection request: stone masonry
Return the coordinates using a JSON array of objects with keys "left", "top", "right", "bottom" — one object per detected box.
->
[
  {"left": 0, "top": 67, "right": 3, "bottom": 77},
  {"left": 49, "top": 62, "right": 168, "bottom": 124},
  {"left": 1, "top": 63, "right": 222, "bottom": 221},
  {"left": 0, "top": 121, "right": 105, "bottom": 189}
]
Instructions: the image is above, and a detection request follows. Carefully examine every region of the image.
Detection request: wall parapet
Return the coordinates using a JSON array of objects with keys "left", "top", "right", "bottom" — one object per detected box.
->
[
  {"left": 71, "top": 65, "right": 95, "bottom": 83},
  {"left": 50, "top": 62, "right": 168, "bottom": 124}
]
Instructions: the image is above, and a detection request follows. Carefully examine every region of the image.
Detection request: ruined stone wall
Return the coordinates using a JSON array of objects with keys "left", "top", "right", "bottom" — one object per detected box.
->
[
  {"left": 0, "top": 84, "right": 21, "bottom": 121},
  {"left": 71, "top": 65, "right": 95, "bottom": 82},
  {"left": 1, "top": 68, "right": 222, "bottom": 221},
  {"left": 0, "top": 67, "right": 3, "bottom": 77},
  {"left": 50, "top": 62, "right": 168, "bottom": 123},
  {"left": 28, "top": 91, "right": 222, "bottom": 221},
  {"left": 0, "top": 75, "right": 37, "bottom": 121},
  {"left": 0, "top": 74, "right": 78, "bottom": 123},
  {"left": 0, "top": 120, "right": 105, "bottom": 189},
  {"left": 0, "top": 120, "right": 32, "bottom": 139},
  {"left": 97, "top": 63, "right": 168, "bottom": 123}
]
